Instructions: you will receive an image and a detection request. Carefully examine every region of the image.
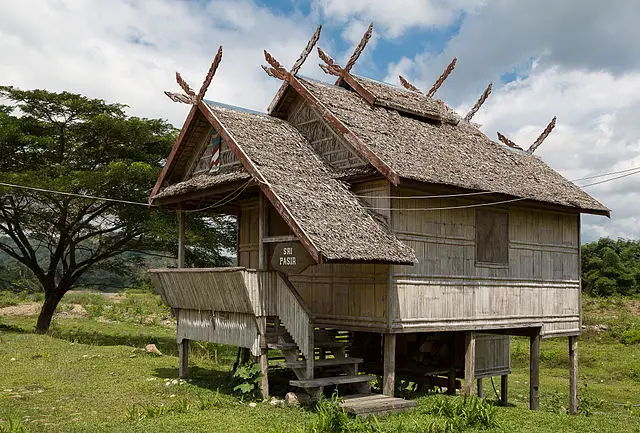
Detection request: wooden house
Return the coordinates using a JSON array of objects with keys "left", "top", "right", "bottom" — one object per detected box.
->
[{"left": 148, "top": 26, "right": 609, "bottom": 415}]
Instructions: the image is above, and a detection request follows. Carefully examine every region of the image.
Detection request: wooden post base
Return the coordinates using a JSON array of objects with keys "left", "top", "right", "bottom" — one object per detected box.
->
[{"left": 179, "top": 339, "right": 189, "bottom": 379}]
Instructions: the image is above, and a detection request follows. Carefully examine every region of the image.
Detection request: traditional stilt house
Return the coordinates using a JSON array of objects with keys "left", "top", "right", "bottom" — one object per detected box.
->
[{"left": 148, "top": 25, "right": 609, "bottom": 415}]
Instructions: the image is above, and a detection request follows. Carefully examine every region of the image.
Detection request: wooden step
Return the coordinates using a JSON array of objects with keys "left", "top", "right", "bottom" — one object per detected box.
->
[
  {"left": 267, "top": 342, "right": 298, "bottom": 350},
  {"left": 290, "top": 375, "right": 376, "bottom": 389},
  {"left": 284, "top": 357, "right": 363, "bottom": 369},
  {"left": 340, "top": 394, "right": 416, "bottom": 417},
  {"left": 315, "top": 340, "right": 348, "bottom": 348}
]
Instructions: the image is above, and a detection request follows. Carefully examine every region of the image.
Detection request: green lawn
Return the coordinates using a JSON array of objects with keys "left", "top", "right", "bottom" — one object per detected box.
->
[{"left": 0, "top": 293, "right": 639, "bottom": 432}]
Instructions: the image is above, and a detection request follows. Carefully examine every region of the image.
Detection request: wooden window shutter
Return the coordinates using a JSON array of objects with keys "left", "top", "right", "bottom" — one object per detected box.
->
[{"left": 476, "top": 209, "right": 509, "bottom": 265}]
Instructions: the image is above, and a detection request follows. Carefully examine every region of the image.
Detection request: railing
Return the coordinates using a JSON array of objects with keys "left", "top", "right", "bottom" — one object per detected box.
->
[{"left": 275, "top": 272, "right": 313, "bottom": 356}]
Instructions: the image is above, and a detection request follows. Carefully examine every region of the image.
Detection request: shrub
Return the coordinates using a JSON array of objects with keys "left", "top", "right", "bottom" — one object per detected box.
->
[{"left": 621, "top": 329, "right": 640, "bottom": 345}]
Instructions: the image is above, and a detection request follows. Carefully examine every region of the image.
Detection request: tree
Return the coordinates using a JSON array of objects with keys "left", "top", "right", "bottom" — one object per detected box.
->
[
  {"left": 582, "top": 237, "right": 640, "bottom": 296},
  {"left": 0, "top": 87, "right": 236, "bottom": 332}
]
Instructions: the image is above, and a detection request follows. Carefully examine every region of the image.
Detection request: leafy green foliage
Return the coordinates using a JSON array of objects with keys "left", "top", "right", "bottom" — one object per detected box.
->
[
  {"left": 582, "top": 238, "right": 640, "bottom": 296},
  {"left": 419, "top": 395, "right": 498, "bottom": 430},
  {"left": 0, "top": 86, "right": 236, "bottom": 331},
  {"left": 306, "top": 394, "right": 383, "bottom": 433},
  {"left": 232, "top": 363, "right": 263, "bottom": 400},
  {"left": 0, "top": 417, "right": 26, "bottom": 433}
]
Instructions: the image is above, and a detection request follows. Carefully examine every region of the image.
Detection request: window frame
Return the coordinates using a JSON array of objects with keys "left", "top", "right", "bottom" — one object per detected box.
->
[{"left": 475, "top": 208, "right": 510, "bottom": 268}]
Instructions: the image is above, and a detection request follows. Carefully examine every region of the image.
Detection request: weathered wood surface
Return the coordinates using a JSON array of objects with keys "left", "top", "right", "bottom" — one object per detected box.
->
[
  {"left": 176, "top": 308, "right": 260, "bottom": 355},
  {"left": 275, "top": 273, "right": 312, "bottom": 356},
  {"left": 530, "top": 330, "right": 541, "bottom": 410},
  {"left": 475, "top": 333, "right": 510, "bottom": 378},
  {"left": 464, "top": 331, "right": 476, "bottom": 396},
  {"left": 389, "top": 189, "right": 581, "bottom": 336},
  {"left": 383, "top": 333, "right": 396, "bottom": 396},
  {"left": 569, "top": 335, "right": 578, "bottom": 414},
  {"left": 290, "top": 374, "right": 376, "bottom": 388},
  {"left": 341, "top": 394, "right": 416, "bottom": 417}
]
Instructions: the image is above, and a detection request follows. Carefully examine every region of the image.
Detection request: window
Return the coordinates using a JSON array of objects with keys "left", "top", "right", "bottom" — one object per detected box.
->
[{"left": 476, "top": 209, "right": 509, "bottom": 266}]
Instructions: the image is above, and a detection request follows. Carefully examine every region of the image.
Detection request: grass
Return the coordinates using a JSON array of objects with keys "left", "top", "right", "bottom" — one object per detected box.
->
[{"left": 0, "top": 291, "right": 640, "bottom": 432}]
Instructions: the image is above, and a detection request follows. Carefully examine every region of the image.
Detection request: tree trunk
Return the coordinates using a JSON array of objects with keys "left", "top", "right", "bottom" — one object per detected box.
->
[{"left": 35, "top": 290, "right": 64, "bottom": 333}]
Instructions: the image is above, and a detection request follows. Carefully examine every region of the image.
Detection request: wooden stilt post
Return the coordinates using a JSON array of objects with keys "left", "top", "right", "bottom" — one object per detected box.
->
[
  {"left": 177, "top": 208, "right": 185, "bottom": 268},
  {"left": 257, "top": 317, "right": 269, "bottom": 400},
  {"left": 530, "top": 329, "right": 541, "bottom": 410},
  {"left": 176, "top": 209, "right": 187, "bottom": 378},
  {"left": 501, "top": 374, "right": 508, "bottom": 405},
  {"left": 477, "top": 378, "right": 483, "bottom": 397},
  {"left": 179, "top": 338, "right": 189, "bottom": 378},
  {"left": 569, "top": 335, "right": 578, "bottom": 414},
  {"left": 463, "top": 331, "right": 476, "bottom": 396},
  {"left": 383, "top": 333, "right": 396, "bottom": 397},
  {"left": 257, "top": 194, "right": 270, "bottom": 398},
  {"left": 447, "top": 332, "right": 457, "bottom": 395}
]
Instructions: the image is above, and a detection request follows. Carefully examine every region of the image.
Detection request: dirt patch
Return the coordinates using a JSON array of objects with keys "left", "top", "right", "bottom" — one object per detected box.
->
[
  {"left": 0, "top": 303, "right": 40, "bottom": 316},
  {"left": 57, "top": 304, "right": 88, "bottom": 319},
  {"left": 0, "top": 303, "right": 88, "bottom": 318}
]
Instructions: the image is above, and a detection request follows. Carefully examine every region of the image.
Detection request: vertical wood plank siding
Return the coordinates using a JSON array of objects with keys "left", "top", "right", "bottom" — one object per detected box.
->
[
  {"left": 390, "top": 187, "right": 581, "bottom": 337},
  {"left": 275, "top": 273, "right": 312, "bottom": 355},
  {"left": 177, "top": 309, "right": 260, "bottom": 356}
]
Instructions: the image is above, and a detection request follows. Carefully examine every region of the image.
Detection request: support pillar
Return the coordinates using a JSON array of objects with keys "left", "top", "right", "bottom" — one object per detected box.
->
[
  {"left": 383, "top": 333, "right": 396, "bottom": 397},
  {"left": 177, "top": 208, "right": 185, "bottom": 268},
  {"left": 463, "top": 331, "right": 476, "bottom": 396},
  {"left": 477, "top": 378, "right": 483, "bottom": 398},
  {"left": 179, "top": 338, "right": 189, "bottom": 378},
  {"left": 569, "top": 335, "right": 578, "bottom": 414},
  {"left": 500, "top": 374, "right": 509, "bottom": 405},
  {"left": 530, "top": 329, "right": 541, "bottom": 410},
  {"left": 257, "top": 317, "right": 269, "bottom": 400}
]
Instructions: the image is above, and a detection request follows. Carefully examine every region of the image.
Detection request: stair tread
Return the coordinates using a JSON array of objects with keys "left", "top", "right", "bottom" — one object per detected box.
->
[
  {"left": 267, "top": 342, "right": 298, "bottom": 350},
  {"left": 315, "top": 340, "right": 348, "bottom": 348},
  {"left": 284, "top": 357, "right": 363, "bottom": 368},
  {"left": 290, "top": 375, "right": 376, "bottom": 388},
  {"left": 340, "top": 394, "right": 416, "bottom": 416}
]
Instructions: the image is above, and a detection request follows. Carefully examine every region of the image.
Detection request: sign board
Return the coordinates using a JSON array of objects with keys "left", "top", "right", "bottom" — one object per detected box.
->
[{"left": 270, "top": 242, "right": 313, "bottom": 274}]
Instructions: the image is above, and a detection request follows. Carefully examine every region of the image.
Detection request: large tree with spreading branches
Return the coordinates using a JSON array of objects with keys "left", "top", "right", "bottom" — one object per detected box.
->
[{"left": 0, "top": 87, "right": 236, "bottom": 332}]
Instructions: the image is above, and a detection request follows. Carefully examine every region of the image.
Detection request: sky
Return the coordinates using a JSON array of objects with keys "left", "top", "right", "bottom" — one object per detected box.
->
[{"left": 2, "top": 0, "right": 640, "bottom": 243}]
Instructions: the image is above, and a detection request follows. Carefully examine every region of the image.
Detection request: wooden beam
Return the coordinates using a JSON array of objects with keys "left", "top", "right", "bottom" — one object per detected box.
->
[
  {"left": 196, "top": 46, "right": 223, "bottom": 102},
  {"left": 258, "top": 194, "right": 268, "bottom": 270},
  {"left": 177, "top": 208, "right": 185, "bottom": 268},
  {"left": 343, "top": 22, "right": 373, "bottom": 75},
  {"left": 464, "top": 82, "right": 492, "bottom": 122},
  {"left": 569, "top": 336, "right": 578, "bottom": 414},
  {"left": 477, "top": 379, "right": 484, "bottom": 398},
  {"left": 427, "top": 58, "right": 457, "bottom": 98},
  {"left": 197, "top": 100, "right": 322, "bottom": 264},
  {"left": 527, "top": 116, "right": 557, "bottom": 154},
  {"left": 291, "top": 25, "right": 322, "bottom": 75},
  {"left": 263, "top": 235, "right": 298, "bottom": 243},
  {"left": 179, "top": 337, "right": 189, "bottom": 378},
  {"left": 257, "top": 317, "right": 269, "bottom": 400},
  {"left": 501, "top": 374, "right": 509, "bottom": 405},
  {"left": 464, "top": 331, "right": 476, "bottom": 396},
  {"left": 317, "top": 47, "right": 376, "bottom": 106},
  {"left": 530, "top": 329, "right": 541, "bottom": 410},
  {"left": 383, "top": 333, "right": 396, "bottom": 396}
]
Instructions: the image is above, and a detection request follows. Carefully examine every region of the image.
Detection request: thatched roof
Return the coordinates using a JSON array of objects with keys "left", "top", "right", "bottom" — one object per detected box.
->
[
  {"left": 154, "top": 169, "right": 251, "bottom": 200},
  {"left": 298, "top": 77, "right": 609, "bottom": 215},
  {"left": 352, "top": 76, "right": 460, "bottom": 124},
  {"left": 207, "top": 103, "right": 417, "bottom": 264}
]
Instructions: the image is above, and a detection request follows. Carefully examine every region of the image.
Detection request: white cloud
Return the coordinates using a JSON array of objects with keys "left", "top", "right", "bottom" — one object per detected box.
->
[
  {"left": 315, "top": 0, "right": 484, "bottom": 37},
  {"left": 0, "top": 0, "right": 320, "bottom": 126},
  {"left": 465, "top": 66, "right": 640, "bottom": 241}
]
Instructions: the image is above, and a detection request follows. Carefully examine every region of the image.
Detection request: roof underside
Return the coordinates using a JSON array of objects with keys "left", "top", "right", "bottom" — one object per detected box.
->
[
  {"left": 300, "top": 77, "right": 609, "bottom": 216},
  {"left": 208, "top": 104, "right": 417, "bottom": 264}
]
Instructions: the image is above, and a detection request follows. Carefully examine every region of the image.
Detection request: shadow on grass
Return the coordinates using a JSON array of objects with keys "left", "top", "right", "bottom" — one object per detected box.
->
[{"left": 0, "top": 322, "right": 180, "bottom": 356}]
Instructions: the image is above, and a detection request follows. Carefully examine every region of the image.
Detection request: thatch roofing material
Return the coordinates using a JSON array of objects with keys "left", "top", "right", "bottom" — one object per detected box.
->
[
  {"left": 300, "top": 77, "right": 609, "bottom": 215},
  {"left": 352, "top": 76, "right": 460, "bottom": 124},
  {"left": 154, "top": 169, "right": 251, "bottom": 200},
  {"left": 208, "top": 103, "right": 417, "bottom": 264}
]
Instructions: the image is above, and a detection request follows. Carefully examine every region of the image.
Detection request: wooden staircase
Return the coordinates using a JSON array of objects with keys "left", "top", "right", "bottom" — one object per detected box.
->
[{"left": 266, "top": 321, "right": 375, "bottom": 400}]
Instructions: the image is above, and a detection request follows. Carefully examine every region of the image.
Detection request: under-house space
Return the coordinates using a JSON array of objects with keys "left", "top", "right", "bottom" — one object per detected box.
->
[{"left": 147, "top": 24, "right": 609, "bottom": 416}]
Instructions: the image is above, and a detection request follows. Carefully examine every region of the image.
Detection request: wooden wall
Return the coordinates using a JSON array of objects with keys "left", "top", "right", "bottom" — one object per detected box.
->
[{"left": 389, "top": 186, "right": 581, "bottom": 337}]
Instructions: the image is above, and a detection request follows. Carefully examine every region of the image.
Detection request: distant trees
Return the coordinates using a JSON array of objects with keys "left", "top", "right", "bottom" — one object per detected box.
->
[
  {"left": 0, "top": 87, "right": 236, "bottom": 332},
  {"left": 582, "top": 238, "right": 640, "bottom": 296}
]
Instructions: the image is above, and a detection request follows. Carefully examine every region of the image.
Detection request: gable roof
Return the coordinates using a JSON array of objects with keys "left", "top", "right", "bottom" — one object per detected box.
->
[
  {"left": 204, "top": 103, "right": 416, "bottom": 264},
  {"left": 295, "top": 76, "right": 609, "bottom": 216}
]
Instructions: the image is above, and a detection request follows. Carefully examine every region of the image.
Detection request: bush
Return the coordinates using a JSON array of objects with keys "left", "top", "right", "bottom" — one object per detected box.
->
[
  {"left": 421, "top": 395, "right": 498, "bottom": 430},
  {"left": 621, "top": 329, "right": 640, "bottom": 345}
]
